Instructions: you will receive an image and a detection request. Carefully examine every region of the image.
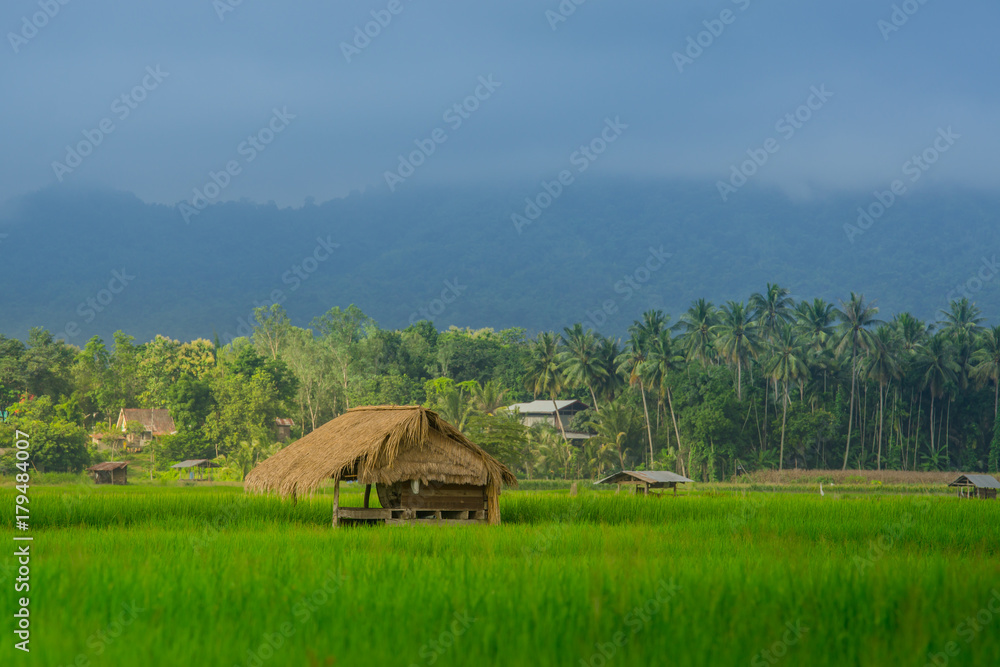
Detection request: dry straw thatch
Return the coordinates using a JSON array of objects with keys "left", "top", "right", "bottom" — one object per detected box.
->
[{"left": 244, "top": 405, "right": 517, "bottom": 521}]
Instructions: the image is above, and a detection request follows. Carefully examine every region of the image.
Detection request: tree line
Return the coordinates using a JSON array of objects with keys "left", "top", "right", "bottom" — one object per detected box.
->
[{"left": 2, "top": 287, "right": 999, "bottom": 480}]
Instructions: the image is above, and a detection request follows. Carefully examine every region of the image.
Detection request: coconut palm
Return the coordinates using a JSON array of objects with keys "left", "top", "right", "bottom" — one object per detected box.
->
[
  {"left": 765, "top": 324, "right": 809, "bottom": 470},
  {"left": 794, "top": 298, "right": 837, "bottom": 352},
  {"left": 712, "top": 300, "right": 761, "bottom": 401},
  {"left": 594, "top": 337, "right": 624, "bottom": 404},
  {"left": 641, "top": 329, "right": 687, "bottom": 476},
  {"left": 472, "top": 379, "right": 508, "bottom": 415},
  {"left": 677, "top": 299, "right": 719, "bottom": 366},
  {"left": 749, "top": 283, "right": 794, "bottom": 339},
  {"left": 971, "top": 326, "right": 1000, "bottom": 417},
  {"left": 863, "top": 326, "right": 902, "bottom": 470},
  {"left": 939, "top": 297, "right": 984, "bottom": 390},
  {"left": 915, "top": 334, "right": 960, "bottom": 466},
  {"left": 559, "top": 324, "right": 608, "bottom": 411},
  {"left": 834, "top": 293, "right": 882, "bottom": 470},
  {"left": 616, "top": 333, "right": 655, "bottom": 466},
  {"left": 525, "top": 332, "right": 569, "bottom": 442}
]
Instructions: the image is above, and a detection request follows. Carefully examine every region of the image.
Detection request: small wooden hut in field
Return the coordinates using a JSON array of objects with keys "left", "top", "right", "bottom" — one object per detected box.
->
[
  {"left": 244, "top": 406, "right": 517, "bottom": 526},
  {"left": 86, "top": 461, "right": 128, "bottom": 485},
  {"left": 596, "top": 470, "right": 693, "bottom": 496},
  {"left": 171, "top": 459, "right": 220, "bottom": 481},
  {"left": 949, "top": 474, "right": 1000, "bottom": 499}
]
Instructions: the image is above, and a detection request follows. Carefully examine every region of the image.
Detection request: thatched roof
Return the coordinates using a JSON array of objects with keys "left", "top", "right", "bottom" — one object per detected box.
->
[{"left": 244, "top": 406, "right": 517, "bottom": 498}]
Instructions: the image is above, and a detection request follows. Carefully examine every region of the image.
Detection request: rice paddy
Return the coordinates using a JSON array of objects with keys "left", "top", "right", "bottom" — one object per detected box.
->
[{"left": 3, "top": 485, "right": 999, "bottom": 666}]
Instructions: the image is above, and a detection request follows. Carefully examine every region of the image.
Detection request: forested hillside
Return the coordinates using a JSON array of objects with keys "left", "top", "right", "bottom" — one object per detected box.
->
[
  {"left": 2, "top": 291, "right": 999, "bottom": 481},
  {"left": 0, "top": 180, "right": 997, "bottom": 343}
]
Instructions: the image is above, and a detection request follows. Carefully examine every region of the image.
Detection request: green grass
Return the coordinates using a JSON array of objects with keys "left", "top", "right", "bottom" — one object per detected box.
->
[{"left": 2, "top": 486, "right": 999, "bottom": 666}]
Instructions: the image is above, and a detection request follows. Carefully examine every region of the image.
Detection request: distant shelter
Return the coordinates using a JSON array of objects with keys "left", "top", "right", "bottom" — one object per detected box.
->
[
  {"left": 86, "top": 461, "right": 128, "bottom": 485},
  {"left": 596, "top": 470, "right": 693, "bottom": 496},
  {"left": 949, "top": 474, "right": 1000, "bottom": 499}
]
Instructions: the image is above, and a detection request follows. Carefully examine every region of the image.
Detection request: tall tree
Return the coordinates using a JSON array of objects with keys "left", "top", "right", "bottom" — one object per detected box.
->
[
  {"left": 863, "top": 326, "right": 901, "bottom": 470},
  {"left": 765, "top": 324, "right": 809, "bottom": 470},
  {"left": 834, "top": 293, "right": 882, "bottom": 470},
  {"left": 616, "top": 333, "right": 654, "bottom": 466},
  {"left": 559, "top": 324, "right": 607, "bottom": 411},
  {"left": 712, "top": 300, "right": 761, "bottom": 401},
  {"left": 525, "top": 332, "right": 569, "bottom": 442},
  {"left": 677, "top": 299, "right": 718, "bottom": 367}
]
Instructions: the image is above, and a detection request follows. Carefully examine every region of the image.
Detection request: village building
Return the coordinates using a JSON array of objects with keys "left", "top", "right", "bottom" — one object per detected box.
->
[
  {"left": 595, "top": 470, "right": 694, "bottom": 496},
  {"left": 86, "top": 461, "right": 128, "bottom": 485},
  {"left": 245, "top": 405, "right": 517, "bottom": 526},
  {"left": 502, "top": 399, "right": 593, "bottom": 441},
  {"left": 274, "top": 417, "right": 295, "bottom": 442},
  {"left": 949, "top": 474, "right": 1000, "bottom": 499},
  {"left": 115, "top": 408, "right": 177, "bottom": 452}
]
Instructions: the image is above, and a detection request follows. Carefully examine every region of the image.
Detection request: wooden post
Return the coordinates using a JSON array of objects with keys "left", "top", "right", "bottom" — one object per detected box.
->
[
  {"left": 364, "top": 483, "right": 372, "bottom": 509},
  {"left": 673, "top": 482, "right": 677, "bottom": 496},
  {"left": 332, "top": 479, "right": 340, "bottom": 527},
  {"left": 644, "top": 482, "right": 649, "bottom": 496}
]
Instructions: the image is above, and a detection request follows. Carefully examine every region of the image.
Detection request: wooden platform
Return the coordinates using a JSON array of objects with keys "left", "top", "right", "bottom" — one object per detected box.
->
[{"left": 336, "top": 506, "right": 487, "bottom": 526}]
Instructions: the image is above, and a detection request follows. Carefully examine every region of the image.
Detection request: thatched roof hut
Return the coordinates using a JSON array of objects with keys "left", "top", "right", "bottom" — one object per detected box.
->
[{"left": 244, "top": 406, "right": 517, "bottom": 525}]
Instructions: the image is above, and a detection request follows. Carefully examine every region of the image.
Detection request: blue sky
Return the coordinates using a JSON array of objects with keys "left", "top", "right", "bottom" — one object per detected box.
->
[{"left": 2, "top": 0, "right": 997, "bottom": 206}]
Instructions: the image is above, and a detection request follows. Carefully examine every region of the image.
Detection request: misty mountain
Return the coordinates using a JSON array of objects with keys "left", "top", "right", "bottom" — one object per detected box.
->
[{"left": 1, "top": 180, "right": 997, "bottom": 345}]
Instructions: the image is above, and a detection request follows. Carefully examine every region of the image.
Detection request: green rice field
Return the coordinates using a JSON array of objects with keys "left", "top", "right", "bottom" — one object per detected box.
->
[{"left": 2, "top": 485, "right": 999, "bottom": 666}]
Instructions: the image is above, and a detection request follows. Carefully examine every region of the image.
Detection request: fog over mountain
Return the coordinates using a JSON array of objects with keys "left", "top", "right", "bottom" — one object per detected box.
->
[{"left": 2, "top": 0, "right": 998, "bottom": 340}]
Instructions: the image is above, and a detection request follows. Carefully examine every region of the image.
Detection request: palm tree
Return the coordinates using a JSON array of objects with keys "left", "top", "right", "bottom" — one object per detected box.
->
[
  {"left": 525, "top": 332, "right": 569, "bottom": 442},
  {"left": 641, "top": 329, "right": 687, "bottom": 476},
  {"left": 863, "top": 326, "right": 901, "bottom": 470},
  {"left": 559, "top": 324, "right": 608, "bottom": 411},
  {"left": 971, "top": 326, "right": 1000, "bottom": 417},
  {"left": 794, "top": 298, "right": 836, "bottom": 352},
  {"left": 712, "top": 300, "right": 761, "bottom": 401},
  {"left": 594, "top": 337, "right": 624, "bottom": 404},
  {"left": 585, "top": 399, "right": 640, "bottom": 471},
  {"left": 939, "top": 297, "right": 984, "bottom": 391},
  {"left": 834, "top": 293, "right": 882, "bottom": 470},
  {"left": 915, "top": 334, "right": 959, "bottom": 466},
  {"left": 765, "top": 324, "right": 809, "bottom": 470},
  {"left": 677, "top": 299, "right": 719, "bottom": 366},
  {"left": 616, "top": 333, "right": 655, "bottom": 466},
  {"left": 472, "top": 379, "right": 508, "bottom": 415},
  {"left": 749, "top": 283, "right": 794, "bottom": 339}
]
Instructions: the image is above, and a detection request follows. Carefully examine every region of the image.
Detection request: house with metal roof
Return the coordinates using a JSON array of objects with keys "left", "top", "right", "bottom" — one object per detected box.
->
[
  {"left": 171, "top": 459, "right": 220, "bottom": 481},
  {"left": 948, "top": 474, "right": 1000, "bottom": 499},
  {"left": 502, "top": 399, "right": 592, "bottom": 440},
  {"left": 595, "top": 470, "right": 694, "bottom": 496}
]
